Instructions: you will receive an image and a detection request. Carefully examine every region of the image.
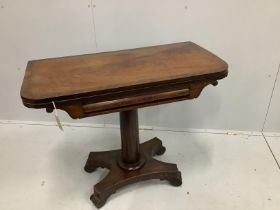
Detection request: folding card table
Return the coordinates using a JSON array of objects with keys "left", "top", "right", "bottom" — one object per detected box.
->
[{"left": 21, "top": 42, "right": 228, "bottom": 208}]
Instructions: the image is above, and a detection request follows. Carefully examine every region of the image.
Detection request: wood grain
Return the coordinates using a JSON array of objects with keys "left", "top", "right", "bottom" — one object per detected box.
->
[
  {"left": 21, "top": 42, "right": 228, "bottom": 118},
  {"left": 21, "top": 42, "right": 227, "bottom": 104},
  {"left": 84, "top": 136, "right": 182, "bottom": 208},
  {"left": 20, "top": 42, "right": 228, "bottom": 208}
]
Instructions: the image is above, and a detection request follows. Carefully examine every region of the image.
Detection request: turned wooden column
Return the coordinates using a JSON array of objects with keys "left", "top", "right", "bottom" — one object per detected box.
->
[{"left": 118, "top": 109, "right": 145, "bottom": 170}]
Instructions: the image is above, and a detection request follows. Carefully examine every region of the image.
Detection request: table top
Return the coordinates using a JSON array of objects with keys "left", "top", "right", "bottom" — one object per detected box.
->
[
  {"left": 21, "top": 42, "right": 227, "bottom": 118},
  {"left": 21, "top": 42, "right": 227, "bottom": 105}
]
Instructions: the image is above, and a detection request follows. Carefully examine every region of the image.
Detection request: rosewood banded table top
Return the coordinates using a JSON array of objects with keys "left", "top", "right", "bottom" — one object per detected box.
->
[{"left": 21, "top": 42, "right": 227, "bottom": 118}]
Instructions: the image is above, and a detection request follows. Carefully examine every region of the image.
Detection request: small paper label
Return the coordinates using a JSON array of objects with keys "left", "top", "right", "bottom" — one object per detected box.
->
[
  {"left": 52, "top": 102, "right": 64, "bottom": 131},
  {"left": 55, "top": 115, "right": 64, "bottom": 131}
]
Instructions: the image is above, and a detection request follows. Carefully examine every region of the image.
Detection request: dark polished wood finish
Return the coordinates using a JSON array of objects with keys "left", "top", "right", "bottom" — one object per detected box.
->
[
  {"left": 84, "top": 137, "right": 181, "bottom": 208},
  {"left": 20, "top": 42, "right": 228, "bottom": 208},
  {"left": 84, "top": 110, "right": 182, "bottom": 208},
  {"left": 21, "top": 42, "right": 227, "bottom": 118},
  {"left": 119, "top": 110, "right": 144, "bottom": 169}
]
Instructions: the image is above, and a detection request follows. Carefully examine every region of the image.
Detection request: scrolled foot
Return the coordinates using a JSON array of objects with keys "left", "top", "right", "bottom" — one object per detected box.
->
[
  {"left": 142, "top": 137, "right": 166, "bottom": 156},
  {"left": 166, "top": 172, "right": 182, "bottom": 186},
  {"left": 84, "top": 164, "right": 97, "bottom": 173},
  {"left": 90, "top": 193, "right": 107, "bottom": 209},
  {"left": 155, "top": 145, "right": 166, "bottom": 156}
]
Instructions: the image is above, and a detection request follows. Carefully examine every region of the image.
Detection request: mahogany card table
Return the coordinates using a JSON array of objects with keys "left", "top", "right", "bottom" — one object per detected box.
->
[{"left": 21, "top": 42, "right": 228, "bottom": 208}]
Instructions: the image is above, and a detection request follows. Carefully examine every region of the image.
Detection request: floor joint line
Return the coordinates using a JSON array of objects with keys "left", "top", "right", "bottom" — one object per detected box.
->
[
  {"left": 261, "top": 63, "right": 280, "bottom": 132},
  {"left": 261, "top": 132, "right": 280, "bottom": 170},
  {"left": 0, "top": 121, "right": 263, "bottom": 136}
]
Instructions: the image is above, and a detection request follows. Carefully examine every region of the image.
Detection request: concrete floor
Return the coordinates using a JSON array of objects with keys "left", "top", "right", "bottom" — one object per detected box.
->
[{"left": 0, "top": 123, "right": 279, "bottom": 210}]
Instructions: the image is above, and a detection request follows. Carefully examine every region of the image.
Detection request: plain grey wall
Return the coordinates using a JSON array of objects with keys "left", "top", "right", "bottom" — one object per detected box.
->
[{"left": 0, "top": 0, "right": 280, "bottom": 132}]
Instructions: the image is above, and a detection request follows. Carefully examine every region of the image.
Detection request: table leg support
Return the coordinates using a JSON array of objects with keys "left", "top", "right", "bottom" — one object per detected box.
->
[{"left": 84, "top": 110, "right": 182, "bottom": 208}]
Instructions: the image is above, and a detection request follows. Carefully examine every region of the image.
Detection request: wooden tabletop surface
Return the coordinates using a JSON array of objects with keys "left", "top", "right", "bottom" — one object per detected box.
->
[{"left": 21, "top": 42, "right": 227, "bottom": 105}]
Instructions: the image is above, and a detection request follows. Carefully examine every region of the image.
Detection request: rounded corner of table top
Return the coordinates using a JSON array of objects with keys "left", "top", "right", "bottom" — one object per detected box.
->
[
  {"left": 217, "top": 66, "right": 228, "bottom": 78},
  {"left": 20, "top": 84, "right": 47, "bottom": 108},
  {"left": 20, "top": 91, "right": 38, "bottom": 108}
]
